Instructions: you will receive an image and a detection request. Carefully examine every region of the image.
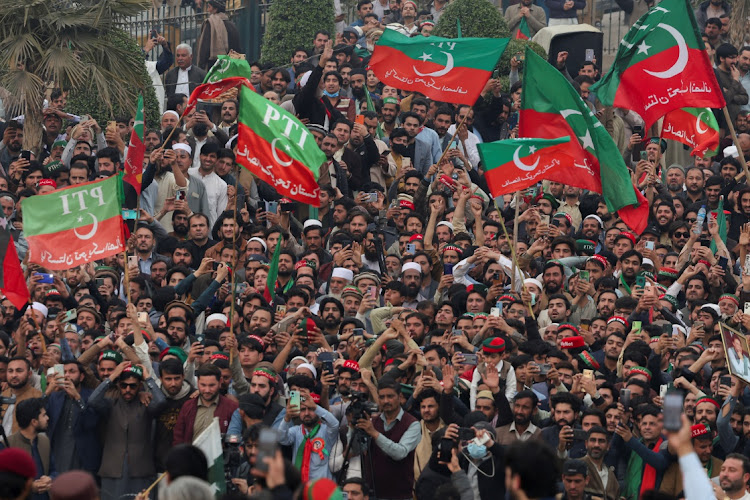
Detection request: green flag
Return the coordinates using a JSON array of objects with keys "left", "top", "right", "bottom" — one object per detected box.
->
[
  {"left": 193, "top": 418, "right": 226, "bottom": 496},
  {"left": 710, "top": 196, "right": 727, "bottom": 254},
  {"left": 22, "top": 175, "right": 125, "bottom": 270},
  {"left": 265, "top": 239, "right": 282, "bottom": 302},
  {"left": 204, "top": 56, "right": 254, "bottom": 84}
]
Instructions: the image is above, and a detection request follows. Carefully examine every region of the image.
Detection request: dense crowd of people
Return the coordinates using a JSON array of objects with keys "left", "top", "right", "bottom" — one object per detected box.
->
[{"left": 2, "top": 0, "right": 750, "bottom": 499}]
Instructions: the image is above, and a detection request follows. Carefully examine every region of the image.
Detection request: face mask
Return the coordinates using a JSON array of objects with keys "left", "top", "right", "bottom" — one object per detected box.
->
[
  {"left": 466, "top": 442, "right": 487, "bottom": 459},
  {"left": 392, "top": 143, "right": 408, "bottom": 155},
  {"left": 323, "top": 90, "right": 340, "bottom": 98}
]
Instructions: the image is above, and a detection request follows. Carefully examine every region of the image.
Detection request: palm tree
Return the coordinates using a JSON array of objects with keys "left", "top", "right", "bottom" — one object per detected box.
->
[{"left": 0, "top": 0, "right": 151, "bottom": 154}]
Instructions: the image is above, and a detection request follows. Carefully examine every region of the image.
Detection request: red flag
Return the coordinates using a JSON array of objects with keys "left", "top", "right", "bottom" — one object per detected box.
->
[
  {"left": 123, "top": 94, "right": 145, "bottom": 195},
  {"left": 0, "top": 224, "right": 30, "bottom": 309},
  {"left": 184, "top": 77, "right": 252, "bottom": 116}
]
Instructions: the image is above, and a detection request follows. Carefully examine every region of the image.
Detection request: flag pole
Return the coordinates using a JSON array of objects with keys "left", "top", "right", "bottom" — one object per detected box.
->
[
  {"left": 436, "top": 112, "right": 470, "bottom": 168},
  {"left": 229, "top": 169, "right": 240, "bottom": 365},
  {"left": 511, "top": 191, "right": 521, "bottom": 291},
  {"left": 123, "top": 250, "right": 131, "bottom": 304},
  {"left": 140, "top": 471, "right": 167, "bottom": 498},
  {"left": 721, "top": 106, "right": 750, "bottom": 181},
  {"left": 493, "top": 201, "right": 535, "bottom": 320}
]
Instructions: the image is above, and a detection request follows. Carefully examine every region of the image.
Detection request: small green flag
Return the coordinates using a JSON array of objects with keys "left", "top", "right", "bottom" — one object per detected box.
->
[
  {"left": 265, "top": 239, "right": 282, "bottom": 302},
  {"left": 204, "top": 56, "right": 254, "bottom": 84},
  {"left": 710, "top": 196, "right": 726, "bottom": 254},
  {"left": 515, "top": 17, "right": 531, "bottom": 40}
]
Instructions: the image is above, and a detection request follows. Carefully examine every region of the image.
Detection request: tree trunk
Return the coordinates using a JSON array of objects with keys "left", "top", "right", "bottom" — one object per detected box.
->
[{"left": 22, "top": 107, "right": 44, "bottom": 159}]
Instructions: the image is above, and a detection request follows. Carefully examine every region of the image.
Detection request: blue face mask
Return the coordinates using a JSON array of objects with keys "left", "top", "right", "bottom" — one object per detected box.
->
[
  {"left": 466, "top": 442, "right": 487, "bottom": 459},
  {"left": 323, "top": 90, "right": 340, "bottom": 98}
]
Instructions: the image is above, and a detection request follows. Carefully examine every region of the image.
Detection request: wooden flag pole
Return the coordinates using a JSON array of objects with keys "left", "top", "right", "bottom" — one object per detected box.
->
[
  {"left": 228, "top": 175, "right": 240, "bottom": 365},
  {"left": 511, "top": 191, "right": 521, "bottom": 291},
  {"left": 123, "top": 250, "right": 131, "bottom": 304},
  {"left": 140, "top": 471, "right": 167, "bottom": 498},
  {"left": 493, "top": 201, "right": 535, "bottom": 320},
  {"left": 722, "top": 106, "right": 750, "bottom": 181},
  {"left": 435, "top": 112, "right": 471, "bottom": 168}
]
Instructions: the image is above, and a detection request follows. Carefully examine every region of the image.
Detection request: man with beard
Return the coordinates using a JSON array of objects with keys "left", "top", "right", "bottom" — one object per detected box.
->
[
  {"left": 360, "top": 228, "right": 384, "bottom": 271},
  {"left": 173, "top": 364, "right": 238, "bottom": 444},
  {"left": 579, "top": 215, "right": 604, "bottom": 251},
  {"left": 279, "top": 386, "right": 339, "bottom": 481},
  {"left": 615, "top": 405, "right": 667, "bottom": 499},
  {"left": 168, "top": 210, "right": 190, "bottom": 241},
  {"left": 401, "top": 262, "right": 426, "bottom": 308},
  {"left": 539, "top": 261, "right": 567, "bottom": 309},
  {"left": 319, "top": 297, "right": 344, "bottom": 339},
  {"left": 349, "top": 69, "right": 368, "bottom": 109},
  {"left": 413, "top": 388, "right": 444, "bottom": 479},
  {"left": 331, "top": 119, "right": 366, "bottom": 192},
  {"left": 685, "top": 166, "right": 706, "bottom": 204},
  {"left": 44, "top": 360, "right": 98, "bottom": 475},
  {"left": 347, "top": 121, "right": 379, "bottom": 185},
  {"left": 652, "top": 200, "right": 676, "bottom": 237},
  {"left": 659, "top": 424, "right": 722, "bottom": 497},
  {"left": 215, "top": 148, "right": 246, "bottom": 211},
  {"left": 401, "top": 112, "right": 433, "bottom": 175},
  {"left": 596, "top": 290, "right": 617, "bottom": 318},
  {"left": 217, "top": 99, "right": 238, "bottom": 136},
  {"left": 664, "top": 165, "right": 685, "bottom": 196},
  {"left": 496, "top": 390, "right": 542, "bottom": 445},
  {"left": 0, "top": 120, "right": 23, "bottom": 171},
  {"left": 188, "top": 142, "right": 228, "bottom": 227},
  {"left": 380, "top": 97, "right": 401, "bottom": 141},
  {"left": 8, "top": 398, "right": 53, "bottom": 497},
  {"left": 560, "top": 186, "right": 583, "bottom": 230},
  {"left": 718, "top": 454, "right": 750, "bottom": 500},
  {"left": 265, "top": 249, "right": 295, "bottom": 296},
  {"left": 320, "top": 133, "right": 351, "bottom": 198},
  {"left": 330, "top": 360, "right": 359, "bottom": 408},
  {"left": 2, "top": 357, "right": 43, "bottom": 434},
  {"left": 249, "top": 367, "right": 284, "bottom": 426},
  {"left": 541, "top": 392, "right": 585, "bottom": 459},
  {"left": 205, "top": 211, "right": 247, "bottom": 260},
  {"left": 155, "top": 359, "right": 193, "bottom": 470},
  {"left": 89, "top": 363, "right": 165, "bottom": 499},
  {"left": 581, "top": 426, "right": 619, "bottom": 500},
  {"left": 326, "top": 268, "right": 353, "bottom": 300}
]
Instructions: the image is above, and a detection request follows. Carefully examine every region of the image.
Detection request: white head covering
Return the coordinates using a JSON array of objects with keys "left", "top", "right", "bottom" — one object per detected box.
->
[
  {"left": 247, "top": 237, "right": 268, "bottom": 252},
  {"left": 437, "top": 221, "right": 454, "bottom": 231},
  {"left": 332, "top": 268, "right": 354, "bottom": 282},
  {"left": 172, "top": 143, "right": 192, "bottom": 155},
  {"left": 402, "top": 262, "right": 422, "bottom": 274},
  {"left": 303, "top": 219, "right": 323, "bottom": 230},
  {"left": 162, "top": 110, "right": 180, "bottom": 120},
  {"left": 32, "top": 302, "right": 48, "bottom": 318},
  {"left": 642, "top": 258, "right": 654, "bottom": 267},
  {"left": 583, "top": 214, "right": 603, "bottom": 227},
  {"left": 524, "top": 278, "right": 543, "bottom": 291},
  {"left": 297, "top": 363, "right": 318, "bottom": 378},
  {"left": 206, "top": 313, "right": 228, "bottom": 326},
  {"left": 724, "top": 145, "right": 739, "bottom": 158}
]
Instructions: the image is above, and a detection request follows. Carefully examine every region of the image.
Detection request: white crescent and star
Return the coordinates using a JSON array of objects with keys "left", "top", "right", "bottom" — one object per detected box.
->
[
  {"left": 413, "top": 51, "right": 454, "bottom": 77},
  {"left": 270, "top": 138, "right": 294, "bottom": 167},
  {"left": 513, "top": 145, "right": 539, "bottom": 171},
  {"left": 73, "top": 213, "right": 99, "bottom": 240},
  {"left": 696, "top": 111, "right": 709, "bottom": 134},
  {"left": 560, "top": 109, "right": 596, "bottom": 151},
  {"left": 643, "top": 23, "right": 688, "bottom": 79}
]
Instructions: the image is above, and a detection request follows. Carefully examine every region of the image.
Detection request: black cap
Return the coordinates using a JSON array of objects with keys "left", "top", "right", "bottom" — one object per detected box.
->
[
  {"left": 562, "top": 459, "right": 588, "bottom": 477},
  {"left": 642, "top": 225, "right": 661, "bottom": 237}
]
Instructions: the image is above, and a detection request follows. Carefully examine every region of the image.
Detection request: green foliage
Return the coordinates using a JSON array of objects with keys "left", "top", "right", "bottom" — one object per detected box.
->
[
  {"left": 432, "top": 0, "right": 509, "bottom": 39},
  {"left": 67, "top": 31, "right": 160, "bottom": 130},
  {"left": 261, "top": 0, "right": 336, "bottom": 67},
  {"left": 496, "top": 39, "right": 547, "bottom": 75}
]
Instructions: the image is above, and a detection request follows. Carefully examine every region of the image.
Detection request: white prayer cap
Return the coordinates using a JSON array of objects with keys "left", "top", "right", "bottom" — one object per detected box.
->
[
  {"left": 297, "top": 363, "right": 317, "bottom": 378},
  {"left": 172, "top": 143, "right": 192, "bottom": 155},
  {"left": 162, "top": 110, "right": 180, "bottom": 119},
  {"left": 206, "top": 313, "right": 228, "bottom": 326},
  {"left": 32, "top": 302, "right": 48, "bottom": 318},
  {"left": 402, "top": 262, "right": 422, "bottom": 274},
  {"left": 724, "top": 145, "right": 739, "bottom": 158},
  {"left": 524, "top": 278, "right": 543, "bottom": 291},
  {"left": 247, "top": 237, "right": 267, "bottom": 252},
  {"left": 303, "top": 220, "right": 323, "bottom": 230},
  {"left": 331, "top": 268, "right": 354, "bottom": 282},
  {"left": 583, "top": 214, "right": 603, "bottom": 227}
]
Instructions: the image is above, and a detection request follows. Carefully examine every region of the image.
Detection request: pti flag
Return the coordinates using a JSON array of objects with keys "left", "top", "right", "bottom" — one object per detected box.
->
[
  {"left": 0, "top": 222, "right": 29, "bottom": 309},
  {"left": 22, "top": 175, "right": 125, "bottom": 270},
  {"left": 515, "top": 17, "right": 531, "bottom": 40},
  {"left": 591, "top": 0, "right": 725, "bottom": 129},
  {"left": 661, "top": 107, "right": 720, "bottom": 157},
  {"left": 478, "top": 137, "right": 573, "bottom": 197},
  {"left": 236, "top": 85, "right": 324, "bottom": 206},
  {"left": 369, "top": 29, "right": 509, "bottom": 105},
  {"left": 123, "top": 94, "right": 144, "bottom": 195},
  {"left": 520, "top": 49, "right": 649, "bottom": 234},
  {"left": 205, "top": 55, "right": 255, "bottom": 84},
  {"left": 193, "top": 417, "right": 226, "bottom": 496},
  {"left": 184, "top": 76, "right": 252, "bottom": 116}
]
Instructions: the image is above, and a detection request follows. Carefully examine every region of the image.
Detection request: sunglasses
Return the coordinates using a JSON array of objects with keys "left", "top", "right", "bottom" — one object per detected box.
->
[
  {"left": 673, "top": 232, "right": 689, "bottom": 238},
  {"left": 119, "top": 382, "right": 139, "bottom": 390}
]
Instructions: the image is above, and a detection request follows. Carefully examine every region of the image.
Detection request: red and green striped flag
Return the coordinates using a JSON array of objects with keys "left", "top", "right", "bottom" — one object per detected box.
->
[
  {"left": 123, "top": 94, "right": 144, "bottom": 195},
  {"left": 661, "top": 107, "right": 720, "bottom": 158},
  {"left": 204, "top": 55, "right": 255, "bottom": 84},
  {"left": 22, "top": 175, "right": 125, "bottom": 270},
  {"left": 516, "top": 17, "right": 531, "bottom": 40},
  {"left": 236, "top": 85, "right": 324, "bottom": 206},
  {"left": 184, "top": 76, "right": 252, "bottom": 116},
  {"left": 520, "top": 48, "right": 649, "bottom": 234},
  {"left": 369, "top": 29, "right": 509, "bottom": 105},
  {"left": 591, "top": 0, "right": 725, "bottom": 130},
  {"left": 477, "top": 137, "right": 573, "bottom": 197}
]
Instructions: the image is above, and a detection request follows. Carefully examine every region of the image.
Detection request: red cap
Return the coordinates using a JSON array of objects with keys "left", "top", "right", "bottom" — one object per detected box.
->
[
  {"left": 409, "top": 233, "right": 424, "bottom": 242},
  {"left": 399, "top": 200, "right": 415, "bottom": 211},
  {"left": 691, "top": 424, "right": 710, "bottom": 438},
  {"left": 559, "top": 335, "right": 584, "bottom": 349},
  {"left": 38, "top": 178, "right": 57, "bottom": 189},
  {"left": 0, "top": 448, "right": 36, "bottom": 478},
  {"left": 342, "top": 360, "right": 360, "bottom": 372}
]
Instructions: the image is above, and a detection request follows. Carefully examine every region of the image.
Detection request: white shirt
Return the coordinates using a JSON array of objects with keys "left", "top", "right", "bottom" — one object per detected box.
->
[
  {"left": 176, "top": 66, "right": 191, "bottom": 96},
  {"left": 188, "top": 167, "right": 228, "bottom": 227},
  {"left": 447, "top": 124, "right": 481, "bottom": 169}
]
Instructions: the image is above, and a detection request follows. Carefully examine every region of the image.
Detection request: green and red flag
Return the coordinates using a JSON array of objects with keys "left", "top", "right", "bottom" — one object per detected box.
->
[
  {"left": 661, "top": 107, "right": 719, "bottom": 158},
  {"left": 184, "top": 76, "right": 252, "bottom": 116},
  {"left": 193, "top": 418, "right": 226, "bottom": 496},
  {"left": 22, "top": 175, "right": 126, "bottom": 270},
  {"left": 236, "top": 85, "right": 324, "bottom": 206},
  {"left": 123, "top": 94, "right": 145, "bottom": 195},
  {"left": 591, "top": 0, "right": 725, "bottom": 130},
  {"left": 264, "top": 237, "right": 282, "bottom": 303},
  {"left": 477, "top": 137, "right": 573, "bottom": 197},
  {"left": 0, "top": 222, "right": 29, "bottom": 309},
  {"left": 204, "top": 55, "right": 255, "bottom": 84},
  {"left": 369, "top": 29, "right": 509, "bottom": 105},
  {"left": 520, "top": 48, "right": 649, "bottom": 234},
  {"left": 515, "top": 17, "right": 531, "bottom": 40},
  {"left": 709, "top": 196, "right": 726, "bottom": 254}
]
